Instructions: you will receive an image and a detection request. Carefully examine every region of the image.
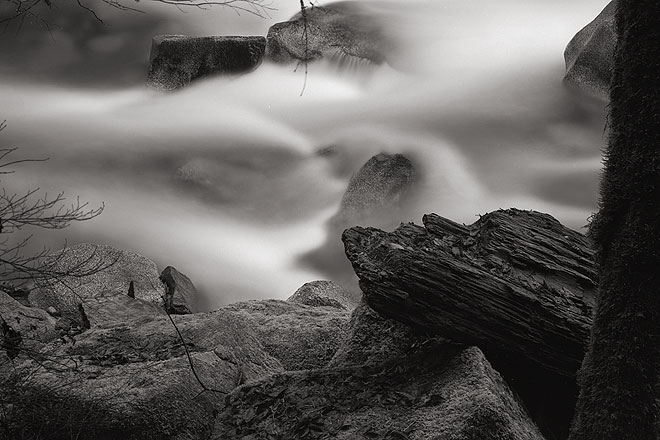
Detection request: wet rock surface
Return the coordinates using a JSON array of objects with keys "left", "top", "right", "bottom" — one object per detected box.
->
[{"left": 147, "top": 35, "right": 266, "bottom": 91}]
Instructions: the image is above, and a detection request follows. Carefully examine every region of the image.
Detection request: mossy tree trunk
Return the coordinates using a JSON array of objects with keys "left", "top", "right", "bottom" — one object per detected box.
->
[{"left": 569, "top": 1, "right": 660, "bottom": 439}]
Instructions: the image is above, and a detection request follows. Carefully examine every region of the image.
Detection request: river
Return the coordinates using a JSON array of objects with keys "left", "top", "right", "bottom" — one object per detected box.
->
[{"left": 0, "top": 0, "right": 610, "bottom": 307}]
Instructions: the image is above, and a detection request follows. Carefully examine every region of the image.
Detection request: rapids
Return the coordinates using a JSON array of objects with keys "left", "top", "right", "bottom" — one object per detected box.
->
[{"left": 0, "top": 0, "right": 610, "bottom": 307}]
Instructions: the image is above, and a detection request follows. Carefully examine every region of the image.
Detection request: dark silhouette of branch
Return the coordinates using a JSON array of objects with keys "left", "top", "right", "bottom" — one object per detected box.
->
[
  {"left": 0, "top": 123, "right": 110, "bottom": 291},
  {"left": 0, "top": 0, "right": 276, "bottom": 27},
  {"left": 165, "top": 310, "right": 228, "bottom": 397}
]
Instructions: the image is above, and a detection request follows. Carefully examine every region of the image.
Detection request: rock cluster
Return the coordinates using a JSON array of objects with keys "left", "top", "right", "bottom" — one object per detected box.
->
[
  {"left": 146, "top": 1, "right": 398, "bottom": 91},
  {"left": 2, "top": 210, "right": 581, "bottom": 439}
]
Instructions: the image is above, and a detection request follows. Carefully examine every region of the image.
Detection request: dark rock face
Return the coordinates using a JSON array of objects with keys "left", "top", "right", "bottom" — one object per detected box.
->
[
  {"left": 328, "top": 297, "right": 437, "bottom": 368},
  {"left": 266, "top": 2, "right": 390, "bottom": 66},
  {"left": 564, "top": 1, "right": 615, "bottom": 100},
  {"left": 300, "top": 153, "right": 416, "bottom": 295},
  {"left": 2, "top": 298, "right": 349, "bottom": 439},
  {"left": 287, "top": 280, "right": 357, "bottom": 310},
  {"left": 160, "top": 266, "right": 198, "bottom": 315},
  {"left": 215, "top": 344, "right": 544, "bottom": 440},
  {"left": 147, "top": 35, "right": 266, "bottom": 91}
]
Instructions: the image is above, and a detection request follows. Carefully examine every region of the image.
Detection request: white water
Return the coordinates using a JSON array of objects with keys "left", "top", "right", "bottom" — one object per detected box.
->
[{"left": 0, "top": 0, "right": 610, "bottom": 307}]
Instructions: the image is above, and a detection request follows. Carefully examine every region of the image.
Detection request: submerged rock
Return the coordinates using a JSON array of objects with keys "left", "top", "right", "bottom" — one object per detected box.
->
[
  {"left": 266, "top": 1, "right": 391, "bottom": 66},
  {"left": 287, "top": 280, "right": 357, "bottom": 310},
  {"left": 564, "top": 0, "right": 615, "bottom": 100},
  {"left": 300, "top": 152, "right": 416, "bottom": 295},
  {"left": 147, "top": 35, "right": 266, "bottom": 91},
  {"left": 160, "top": 266, "right": 199, "bottom": 315}
]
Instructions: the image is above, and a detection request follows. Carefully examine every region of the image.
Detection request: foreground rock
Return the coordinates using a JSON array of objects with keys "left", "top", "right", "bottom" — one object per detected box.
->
[
  {"left": 28, "top": 244, "right": 166, "bottom": 326},
  {"left": 0, "top": 291, "right": 58, "bottom": 345},
  {"left": 266, "top": 1, "right": 390, "bottom": 66},
  {"left": 147, "top": 35, "right": 266, "bottom": 91},
  {"left": 328, "top": 297, "right": 429, "bottom": 367},
  {"left": 215, "top": 344, "right": 544, "bottom": 440},
  {"left": 2, "top": 298, "right": 349, "bottom": 439},
  {"left": 160, "top": 266, "right": 199, "bottom": 314},
  {"left": 223, "top": 300, "right": 349, "bottom": 371},
  {"left": 287, "top": 280, "right": 357, "bottom": 310},
  {"left": 564, "top": 0, "right": 615, "bottom": 100},
  {"left": 301, "top": 153, "right": 416, "bottom": 295},
  {"left": 343, "top": 208, "right": 595, "bottom": 439}
]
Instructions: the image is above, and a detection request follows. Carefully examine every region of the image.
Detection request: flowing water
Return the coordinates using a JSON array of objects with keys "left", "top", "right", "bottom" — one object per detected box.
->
[{"left": 0, "top": 0, "right": 610, "bottom": 307}]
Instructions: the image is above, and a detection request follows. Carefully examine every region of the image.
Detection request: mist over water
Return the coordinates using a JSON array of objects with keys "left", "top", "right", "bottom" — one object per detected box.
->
[{"left": 0, "top": 0, "right": 609, "bottom": 307}]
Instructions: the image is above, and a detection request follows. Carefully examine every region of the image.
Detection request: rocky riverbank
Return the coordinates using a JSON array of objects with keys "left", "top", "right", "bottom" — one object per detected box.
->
[{"left": 2, "top": 206, "right": 595, "bottom": 440}]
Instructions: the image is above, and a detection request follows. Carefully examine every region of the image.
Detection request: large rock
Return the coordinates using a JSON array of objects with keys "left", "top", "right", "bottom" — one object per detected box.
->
[
  {"left": 214, "top": 344, "right": 545, "bottom": 440},
  {"left": 28, "top": 244, "right": 166, "bottom": 326},
  {"left": 564, "top": 1, "right": 616, "bottom": 100},
  {"left": 266, "top": 1, "right": 391, "bottom": 66},
  {"left": 0, "top": 291, "right": 58, "bottom": 344},
  {"left": 287, "top": 280, "right": 357, "bottom": 310},
  {"left": 342, "top": 208, "right": 595, "bottom": 440},
  {"left": 328, "top": 297, "right": 433, "bottom": 368},
  {"left": 160, "top": 266, "right": 199, "bottom": 315},
  {"left": 300, "top": 153, "right": 416, "bottom": 294},
  {"left": 223, "top": 299, "right": 350, "bottom": 371},
  {"left": 147, "top": 35, "right": 266, "bottom": 91},
  {"left": 2, "top": 298, "right": 349, "bottom": 439}
]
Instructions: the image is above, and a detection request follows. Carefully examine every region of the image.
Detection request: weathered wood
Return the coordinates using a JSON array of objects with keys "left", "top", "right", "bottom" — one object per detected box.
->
[{"left": 342, "top": 208, "right": 595, "bottom": 379}]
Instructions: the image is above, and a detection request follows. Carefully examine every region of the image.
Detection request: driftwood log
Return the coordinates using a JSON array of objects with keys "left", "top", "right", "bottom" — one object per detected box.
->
[
  {"left": 343, "top": 208, "right": 596, "bottom": 378},
  {"left": 343, "top": 209, "right": 596, "bottom": 439}
]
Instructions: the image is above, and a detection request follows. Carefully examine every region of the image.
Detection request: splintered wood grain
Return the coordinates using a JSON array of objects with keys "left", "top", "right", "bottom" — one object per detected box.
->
[{"left": 343, "top": 209, "right": 595, "bottom": 378}]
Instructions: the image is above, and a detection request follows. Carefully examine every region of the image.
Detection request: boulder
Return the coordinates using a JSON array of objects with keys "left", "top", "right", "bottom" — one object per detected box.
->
[
  {"left": 336, "top": 152, "right": 416, "bottom": 227},
  {"left": 0, "top": 291, "right": 58, "bottom": 344},
  {"left": 223, "top": 299, "right": 350, "bottom": 371},
  {"left": 266, "top": 1, "right": 390, "bottom": 66},
  {"left": 564, "top": 0, "right": 616, "bottom": 100},
  {"left": 328, "top": 297, "right": 438, "bottom": 368},
  {"left": 287, "top": 280, "right": 357, "bottom": 310},
  {"left": 160, "top": 266, "right": 199, "bottom": 314},
  {"left": 214, "top": 345, "right": 545, "bottom": 440},
  {"left": 28, "top": 244, "right": 166, "bottom": 326},
  {"left": 300, "top": 153, "right": 416, "bottom": 294},
  {"left": 2, "top": 298, "right": 349, "bottom": 439},
  {"left": 147, "top": 35, "right": 266, "bottom": 91}
]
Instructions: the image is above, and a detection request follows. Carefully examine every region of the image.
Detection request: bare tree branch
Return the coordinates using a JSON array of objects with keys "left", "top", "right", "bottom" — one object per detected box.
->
[{"left": 0, "top": 0, "right": 277, "bottom": 26}]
